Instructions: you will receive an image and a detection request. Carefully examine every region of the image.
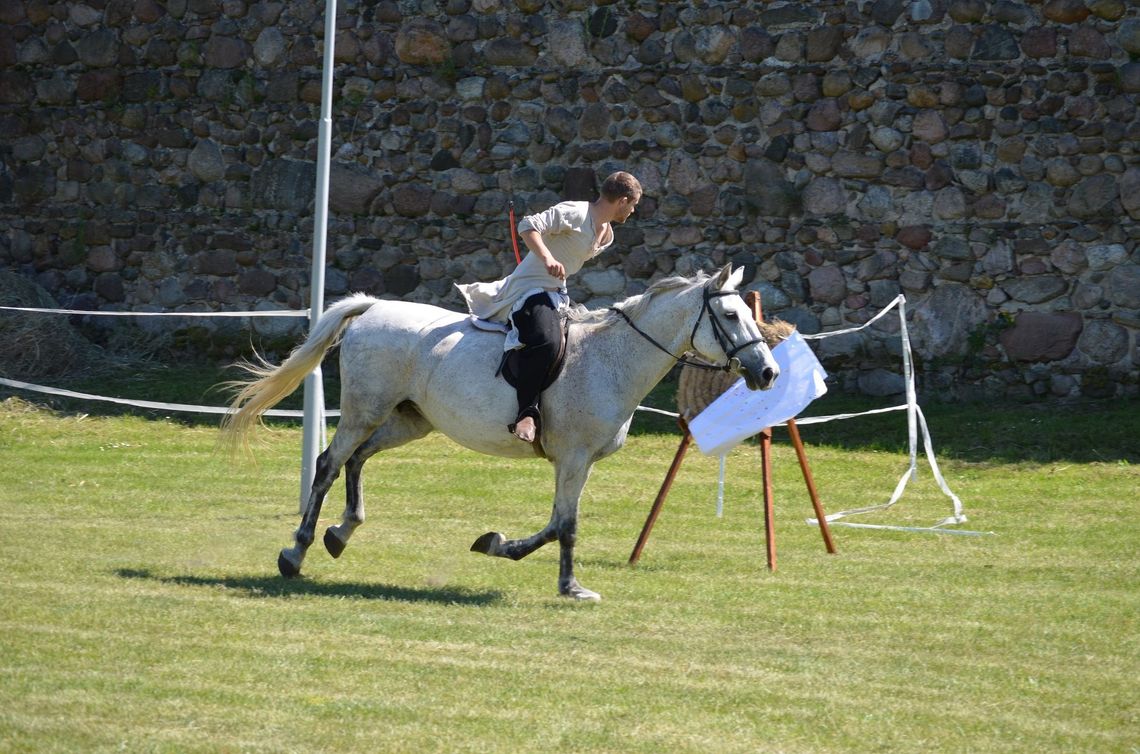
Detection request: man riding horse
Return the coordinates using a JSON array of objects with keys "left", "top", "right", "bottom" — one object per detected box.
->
[
  {"left": 223, "top": 163, "right": 784, "bottom": 600},
  {"left": 456, "top": 172, "right": 643, "bottom": 444}
]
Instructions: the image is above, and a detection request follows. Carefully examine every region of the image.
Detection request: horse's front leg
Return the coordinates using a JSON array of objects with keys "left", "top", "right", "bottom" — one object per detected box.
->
[
  {"left": 468, "top": 468, "right": 557, "bottom": 561},
  {"left": 469, "top": 456, "right": 599, "bottom": 600},
  {"left": 468, "top": 465, "right": 583, "bottom": 563},
  {"left": 553, "top": 457, "right": 599, "bottom": 601}
]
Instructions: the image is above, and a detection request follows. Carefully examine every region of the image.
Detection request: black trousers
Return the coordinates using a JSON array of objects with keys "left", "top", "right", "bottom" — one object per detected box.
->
[{"left": 509, "top": 293, "right": 562, "bottom": 425}]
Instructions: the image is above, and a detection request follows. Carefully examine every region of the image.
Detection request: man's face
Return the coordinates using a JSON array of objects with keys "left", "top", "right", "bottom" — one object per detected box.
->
[{"left": 615, "top": 194, "right": 640, "bottom": 223}]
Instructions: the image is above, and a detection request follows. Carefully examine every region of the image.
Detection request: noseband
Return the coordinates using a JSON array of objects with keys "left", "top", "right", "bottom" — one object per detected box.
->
[{"left": 610, "top": 286, "right": 767, "bottom": 373}]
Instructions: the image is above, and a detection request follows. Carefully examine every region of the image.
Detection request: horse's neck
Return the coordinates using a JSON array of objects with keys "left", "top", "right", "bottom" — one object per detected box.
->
[{"left": 591, "top": 289, "right": 700, "bottom": 408}]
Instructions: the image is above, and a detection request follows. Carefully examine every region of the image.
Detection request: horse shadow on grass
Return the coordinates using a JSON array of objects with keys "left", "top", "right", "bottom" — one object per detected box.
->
[{"left": 116, "top": 568, "right": 503, "bottom": 606}]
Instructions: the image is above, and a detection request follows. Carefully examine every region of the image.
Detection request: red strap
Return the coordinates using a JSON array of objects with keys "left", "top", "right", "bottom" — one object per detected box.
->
[{"left": 508, "top": 201, "right": 522, "bottom": 266}]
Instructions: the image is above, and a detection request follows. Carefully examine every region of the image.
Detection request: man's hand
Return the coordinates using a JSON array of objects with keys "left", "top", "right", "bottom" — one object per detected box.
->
[
  {"left": 543, "top": 256, "right": 566, "bottom": 279},
  {"left": 521, "top": 229, "right": 566, "bottom": 280}
]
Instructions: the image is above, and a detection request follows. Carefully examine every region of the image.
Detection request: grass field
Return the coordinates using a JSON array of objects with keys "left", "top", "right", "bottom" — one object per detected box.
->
[{"left": 0, "top": 386, "right": 1137, "bottom": 753}]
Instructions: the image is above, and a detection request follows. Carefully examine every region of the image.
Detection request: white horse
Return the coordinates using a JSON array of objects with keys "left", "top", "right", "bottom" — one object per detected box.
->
[{"left": 223, "top": 265, "right": 781, "bottom": 600}]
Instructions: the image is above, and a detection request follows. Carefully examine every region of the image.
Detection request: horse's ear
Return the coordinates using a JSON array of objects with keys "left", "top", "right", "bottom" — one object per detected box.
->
[
  {"left": 712, "top": 264, "right": 743, "bottom": 290},
  {"left": 728, "top": 265, "right": 744, "bottom": 290},
  {"left": 712, "top": 263, "right": 733, "bottom": 288}
]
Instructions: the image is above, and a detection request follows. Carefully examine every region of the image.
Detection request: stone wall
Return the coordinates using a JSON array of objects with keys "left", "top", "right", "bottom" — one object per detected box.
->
[{"left": 2, "top": 0, "right": 1138, "bottom": 400}]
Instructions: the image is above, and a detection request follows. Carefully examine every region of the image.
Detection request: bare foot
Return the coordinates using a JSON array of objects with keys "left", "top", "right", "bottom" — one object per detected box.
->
[{"left": 513, "top": 416, "right": 536, "bottom": 442}]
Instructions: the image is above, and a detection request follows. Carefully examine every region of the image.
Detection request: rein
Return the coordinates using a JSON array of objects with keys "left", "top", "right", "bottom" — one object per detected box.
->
[
  {"left": 508, "top": 200, "right": 522, "bottom": 266},
  {"left": 609, "top": 286, "right": 766, "bottom": 373}
]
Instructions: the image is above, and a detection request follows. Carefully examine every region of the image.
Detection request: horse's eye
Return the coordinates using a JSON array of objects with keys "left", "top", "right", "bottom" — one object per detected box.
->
[{"left": 724, "top": 310, "right": 739, "bottom": 320}]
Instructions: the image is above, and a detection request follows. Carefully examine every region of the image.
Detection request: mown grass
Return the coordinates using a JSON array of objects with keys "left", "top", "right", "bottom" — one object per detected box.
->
[{"left": 0, "top": 389, "right": 1137, "bottom": 753}]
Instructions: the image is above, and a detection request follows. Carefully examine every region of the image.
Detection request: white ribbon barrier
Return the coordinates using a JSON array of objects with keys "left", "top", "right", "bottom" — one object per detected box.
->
[
  {"left": 800, "top": 296, "right": 987, "bottom": 534},
  {"left": 677, "top": 295, "right": 987, "bottom": 536},
  {"left": 633, "top": 405, "right": 681, "bottom": 418},
  {"left": 716, "top": 455, "right": 726, "bottom": 518},
  {"left": 0, "top": 304, "right": 319, "bottom": 417},
  {"left": 0, "top": 305, "right": 309, "bottom": 317},
  {"left": 3, "top": 300, "right": 989, "bottom": 536},
  {"left": 0, "top": 375, "right": 340, "bottom": 418},
  {"left": 1, "top": 303, "right": 672, "bottom": 421},
  {"left": 798, "top": 293, "right": 904, "bottom": 342}
]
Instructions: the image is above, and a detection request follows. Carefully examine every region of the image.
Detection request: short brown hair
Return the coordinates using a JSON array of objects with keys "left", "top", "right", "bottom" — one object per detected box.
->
[{"left": 600, "top": 171, "right": 642, "bottom": 202}]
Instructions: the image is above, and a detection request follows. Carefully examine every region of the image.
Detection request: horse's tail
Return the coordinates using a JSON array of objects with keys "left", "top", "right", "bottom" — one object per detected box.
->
[{"left": 221, "top": 294, "right": 379, "bottom": 449}]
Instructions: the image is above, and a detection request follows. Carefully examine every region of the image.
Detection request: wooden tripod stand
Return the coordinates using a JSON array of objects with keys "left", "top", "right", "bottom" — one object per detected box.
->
[{"left": 628, "top": 291, "right": 837, "bottom": 571}]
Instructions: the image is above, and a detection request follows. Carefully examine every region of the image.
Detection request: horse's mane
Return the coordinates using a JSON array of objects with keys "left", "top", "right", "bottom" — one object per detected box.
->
[
  {"left": 569, "top": 271, "right": 712, "bottom": 328},
  {"left": 568, "top": 269, "right": 792, "bottom": 346}
]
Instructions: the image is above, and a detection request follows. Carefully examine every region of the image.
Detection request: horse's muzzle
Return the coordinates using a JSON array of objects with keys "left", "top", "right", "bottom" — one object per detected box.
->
[
  {"left": 743, "top": 366, "right": 779, "bottom": 391},
  {"left": 734, "top": 352, "right": 780, "bottom": 391}
]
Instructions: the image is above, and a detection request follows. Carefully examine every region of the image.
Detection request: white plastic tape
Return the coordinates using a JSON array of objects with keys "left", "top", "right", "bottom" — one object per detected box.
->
[
  {"left": 800, "top": 295, "right": 904, "bottom": 340},
  {"left": 799, "top": 296, "right": 973, "bottom": 533},
  {"left": 693, "top": 293, "right": 973, "bottom": 534},
  {"left": 0, "top": 376, "right": 340, "bottom": 418},
  {"left": 716, "top": 455, "right": 726, "bottom": 518},
  {"left": 634, "top": 405, "right": 680, "bottom": 418},
  {"left": 1, "top": 304, "right": 311, "bottom": 416},
  {"left": 826, "top": 522, "right": 993, "bottom": 536},
  {"left": 5, "top": 294, "right": 971, "bottom": 533},
  {"left": 0, "top": 305, "right": 310, "bottom": 317},
  {"left": 807, "top": 402, "right": 967, "bottom": 527}
]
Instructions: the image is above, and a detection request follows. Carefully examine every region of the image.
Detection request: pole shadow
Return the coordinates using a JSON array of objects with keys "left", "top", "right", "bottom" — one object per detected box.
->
[{"left": 116, "top": 568, "right": 503, "bottom": 606}]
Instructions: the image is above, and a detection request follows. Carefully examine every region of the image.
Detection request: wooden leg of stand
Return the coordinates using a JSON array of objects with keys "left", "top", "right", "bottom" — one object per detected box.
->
[
  {"left": 629, "top": 427, "right": 692, "bottom": 565},
  {"left": 786, "top": 419, "right": 836, "bottom": 554},
  {"left": 760, "top": 428, "right": 776, "bottom": 571}
]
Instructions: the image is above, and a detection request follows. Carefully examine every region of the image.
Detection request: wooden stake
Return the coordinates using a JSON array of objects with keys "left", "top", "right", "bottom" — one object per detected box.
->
[
  {"left": 630, "top": 290, "right": 837, "bottom": 569},
  {"left": 787, "top": 418, "right": 836, "bottom": 554},
  {"left": 629, "top": 420, "right": 692, "bottom": 565},
  {"left": 760, "top": 428, "right": 777, "bottom": 571}
]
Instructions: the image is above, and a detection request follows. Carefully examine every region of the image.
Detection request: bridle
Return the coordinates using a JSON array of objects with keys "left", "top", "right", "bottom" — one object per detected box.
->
[{"left": 609, "top": 285, "right": 767, "bottom": 373}]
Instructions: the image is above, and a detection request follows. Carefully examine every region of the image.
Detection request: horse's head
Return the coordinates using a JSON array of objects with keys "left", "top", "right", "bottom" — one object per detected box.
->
[{"left": 691, "top": 265, "right": 781, "bottom": 391}]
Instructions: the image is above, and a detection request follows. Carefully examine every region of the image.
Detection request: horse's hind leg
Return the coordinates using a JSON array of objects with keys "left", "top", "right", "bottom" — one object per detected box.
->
[
  {"left": 322, "top": 448, "right": 366, "bottom": 559},
  {"left": 278, "top": 445, "right": 340, "bottom": 577},
  {"left": 278, "top": 415, "right": 386, "bottom": 578},
  {"left": 324, "top": 404, "right": 431, "bottom": 559}
]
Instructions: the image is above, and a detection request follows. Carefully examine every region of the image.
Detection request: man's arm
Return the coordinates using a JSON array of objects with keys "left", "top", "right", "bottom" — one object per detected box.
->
[{"left": 520, "top": 229, "right": 566, "bottom": 280}]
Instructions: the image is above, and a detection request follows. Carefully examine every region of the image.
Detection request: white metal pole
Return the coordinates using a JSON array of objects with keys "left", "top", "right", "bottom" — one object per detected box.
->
[{"left": 300, "top": 0, "right": 338, "bottom": 513}]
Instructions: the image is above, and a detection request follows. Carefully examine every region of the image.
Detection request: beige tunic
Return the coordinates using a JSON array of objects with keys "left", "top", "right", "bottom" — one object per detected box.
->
[{"left": 456, "top": 201, "right": 613, "bottom": 323}]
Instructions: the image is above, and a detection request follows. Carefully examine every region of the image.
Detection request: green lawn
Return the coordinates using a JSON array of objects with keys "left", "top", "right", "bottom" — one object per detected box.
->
[{"left": 0, "top": 393, "right": 1137, "bottom": 753}]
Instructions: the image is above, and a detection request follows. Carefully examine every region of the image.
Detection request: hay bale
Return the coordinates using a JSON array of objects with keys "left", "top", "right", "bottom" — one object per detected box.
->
[
  {"left": 0, "top": 272, "right": 102, "bottom": 379},
  {"left": 677, "top": 364, "right": 739, "bottom": 421}
]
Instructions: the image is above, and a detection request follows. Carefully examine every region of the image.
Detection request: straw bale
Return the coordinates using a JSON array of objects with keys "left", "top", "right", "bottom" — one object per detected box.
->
[
  {"left": 676, "top": 318, "right": 795, "bottom": 420},
  {"left": 0, "top": 272, "right": 102, "bottom": 379}
]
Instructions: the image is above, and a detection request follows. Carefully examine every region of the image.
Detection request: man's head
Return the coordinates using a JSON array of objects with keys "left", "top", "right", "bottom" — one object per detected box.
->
[{"left": 599, "top": 171, "right": 642, "bottom": 223}]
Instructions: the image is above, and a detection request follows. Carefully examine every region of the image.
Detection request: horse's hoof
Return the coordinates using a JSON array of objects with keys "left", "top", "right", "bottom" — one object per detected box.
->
[
  {"left": 470, "top": 531, "right": 505, "bottom": 556},
  {"left": 324, "top": 528, "right": 347, "bottom": 559},
  {"left": 558, "top": 581, "right": 601, "bottom": 597},
  {"left": 561, "top": 584, "right": 602, "bottom": 602},
  {"left": 277, "top": 550, "right": 301, "bottom": 578}
]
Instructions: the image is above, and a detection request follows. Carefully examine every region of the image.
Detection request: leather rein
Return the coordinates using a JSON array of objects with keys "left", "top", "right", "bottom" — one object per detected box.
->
[{"left": 609, "top": 286, "right": 766, "bottom": 373}]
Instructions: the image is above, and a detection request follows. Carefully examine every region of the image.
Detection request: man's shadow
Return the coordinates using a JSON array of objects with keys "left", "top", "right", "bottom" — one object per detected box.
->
[{"left": 116, "top": 568, "right": 502, "bottom": 606}]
